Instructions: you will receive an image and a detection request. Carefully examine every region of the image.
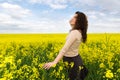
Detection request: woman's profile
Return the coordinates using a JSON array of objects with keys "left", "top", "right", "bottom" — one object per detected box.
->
[{"left": 43, "top": 11, "right": 88, "bottom": 80}]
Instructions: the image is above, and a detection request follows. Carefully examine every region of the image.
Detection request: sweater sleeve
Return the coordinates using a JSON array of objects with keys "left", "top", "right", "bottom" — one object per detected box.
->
[{"left": 59, "top": 30, "right": 77, "bottom": 54}]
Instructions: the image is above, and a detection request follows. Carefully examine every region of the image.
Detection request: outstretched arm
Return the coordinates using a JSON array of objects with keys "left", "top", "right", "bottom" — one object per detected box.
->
[{"left": 43, "top": 30, "right": 77, "bottom": 70}]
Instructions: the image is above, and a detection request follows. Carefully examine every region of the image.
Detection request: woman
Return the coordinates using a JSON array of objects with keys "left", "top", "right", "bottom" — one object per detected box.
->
[{"left": 43, "top": 11, "right": 88, "bottom": 80}]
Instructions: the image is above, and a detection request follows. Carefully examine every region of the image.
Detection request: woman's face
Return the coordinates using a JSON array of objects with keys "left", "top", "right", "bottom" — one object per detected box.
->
[{"left": 69, "top": 14, "right": 78, "bottom": 28}]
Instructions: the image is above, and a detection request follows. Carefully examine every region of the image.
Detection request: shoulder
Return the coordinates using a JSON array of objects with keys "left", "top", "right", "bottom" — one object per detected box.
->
[
  {"left": 70, "top": 29, "right": 82, "bottom": 40},
  {"left": 70, "top": 29, "right": 78, "bottom": 34},
  {"left": 70, "top": 30, "right": 81, "bottom": 35}
]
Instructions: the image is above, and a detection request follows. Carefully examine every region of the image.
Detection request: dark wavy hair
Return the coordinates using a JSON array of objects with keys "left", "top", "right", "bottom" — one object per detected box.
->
[{"left": 70, "top": 11, "right": 88, "bottom": 43}]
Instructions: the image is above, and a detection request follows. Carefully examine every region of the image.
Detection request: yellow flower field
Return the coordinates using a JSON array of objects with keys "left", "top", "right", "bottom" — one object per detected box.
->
[{"left": 0, "top": 33, "right": 120, "bottom": 80}]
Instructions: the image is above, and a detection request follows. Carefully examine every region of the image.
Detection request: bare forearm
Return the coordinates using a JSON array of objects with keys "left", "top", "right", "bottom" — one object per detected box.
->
[{"left": 53, "top": 52, "right": 64, "bottom": 64}]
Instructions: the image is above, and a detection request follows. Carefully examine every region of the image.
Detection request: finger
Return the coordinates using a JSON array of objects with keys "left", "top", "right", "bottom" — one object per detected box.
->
[
  {"left": 47, "top": 64, "right": 52, "bottom": 70},
  {"left": 46, "top": 66, "right": 50, "bottom": 70},
  {"left": 46, "top": 64, "right": 51, "bottom": 70},
  {"left": 46, "top": 64, "right": 50, "bottom": 69},
  {"left": 43, "top": 64, "right": 47, "bottom": 69},
  {"left": 43, "top": 64, "right": 49, "bottom": 69},
  {"left": 43, "top": 64, "right": 46, "bottom": 67}
]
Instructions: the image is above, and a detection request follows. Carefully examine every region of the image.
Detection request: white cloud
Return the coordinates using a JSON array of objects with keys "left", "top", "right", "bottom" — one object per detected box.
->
[
  {"left": 87, "top": 11, "right": 106, "bottom": 20},
  {"left": 0, "top": 13, "right": 12, "bottom": 21},
  {"left": 2, "top": 0, "right": 120, "bottom": 12},
  {"left": 0, "top": 2, "right": 20, "bottom": 9},
  {"left": 0, "top": 2, "right": 70, "bottom": 33},
  {"left": 48, "top": 3, "right": 67, "bottom": 9},
  {"left": 0, "top": 13, "right": 26, "bottom": 31},
  {"left": 29, "top": 0, "right": 67, "bottom": 9},
  {"left": 17, "top": 18, "right": 69, "bottom": 33},
  {"left": 97, "top": 0, "right": 120, "bottom": 11},
  {"left": 0, "top": 2, "right": 31, "bottom": 19},
  {"left": 87, "top": 11, "right": 106, "bottom": 16},
  {"left": 0, "top": 2, "right": 33, "bottom": 33},
  {"left": 0, "top": 20, "right": 69, "bottom": 33},
  {"left": 73, "top": 0, "right": 120, "bottom": 12},
  {"left": 0, "top": 0, "right": 119, "bottom": 33},
  {"left": 0, "top": 11, "right": 69, "bottom": 33},
  {"left": 88, "top": 16, "right": 120, "bottom": 33}
]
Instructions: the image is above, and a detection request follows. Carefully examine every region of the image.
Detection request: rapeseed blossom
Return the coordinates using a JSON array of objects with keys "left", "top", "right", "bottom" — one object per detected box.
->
[{"left": 105, "top": 70, "right": 114, "bottom": 79}]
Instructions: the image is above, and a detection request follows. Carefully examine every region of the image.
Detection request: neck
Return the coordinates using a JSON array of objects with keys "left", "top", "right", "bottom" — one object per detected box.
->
[{"left": 70, "top": 25, "right": 74, "bottom": 29}]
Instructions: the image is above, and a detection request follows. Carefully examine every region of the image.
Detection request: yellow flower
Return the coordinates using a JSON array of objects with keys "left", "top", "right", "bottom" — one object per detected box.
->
[
  {"left": 17, "top": 59, "right": 21, "bottom": 65},
  {"left": 0, "top": 77, "right": 6, "bottom": 80},
  {"left": 0, "top": 64, "right": 5, "bottom": 68},
  {"left": 99, "top": 63, "right": 105, "bottom": 68},
  {"left": 117, "top": 68, "right": 120, "bottom": 73},
  {"left": 32, "top": 67, "right": 37, "bottom": 72},
  {"left": 61, "top": 74, "right": 65, "bottom": 79},
  {"left": 79, "top": 66, "right": 84, "bottom": 70},
  {"left": 70, "top": 62, "right": 74, "bottom": 68},
  {"left": 4, "top": 56, "right": 14, "bottom": 64},
  {"left": 64, "top": 61, "right": 68, "bottom": 66},
  {"left": 59, "top": 66, "right": 63, "bottom": 71},
  {"left": 105, "top": 70, "right": 114, "bottom": 79},
  {"left": 52, "top": 64, "right": 56, "bottom": 67},
  {"left": 52, "top": 70, "right": 56, "bottom": 74},
  {"left": 108, "top": 62, "right": 114, "bottom": 69},
  {"left": 56, "top": 72, "right": 59, "bottom": 76},
  {"left": 39, "top": 63, "right": 44, "bottom": 68}
]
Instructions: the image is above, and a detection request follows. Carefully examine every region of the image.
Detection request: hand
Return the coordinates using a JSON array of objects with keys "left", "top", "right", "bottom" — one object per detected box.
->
[{"left": 43, "top": 61, "right": 56, "bottom": 70}]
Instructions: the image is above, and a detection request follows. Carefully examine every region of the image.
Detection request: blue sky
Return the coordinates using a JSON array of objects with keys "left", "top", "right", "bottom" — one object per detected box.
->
[{"left": 0, "top": 0, "right": 120, "bottom": 33}]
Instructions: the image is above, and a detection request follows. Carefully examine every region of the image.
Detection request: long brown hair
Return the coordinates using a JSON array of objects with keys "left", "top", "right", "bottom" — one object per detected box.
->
[{"left": 70, "top": 11, "right": 88, "bottom": 43}]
